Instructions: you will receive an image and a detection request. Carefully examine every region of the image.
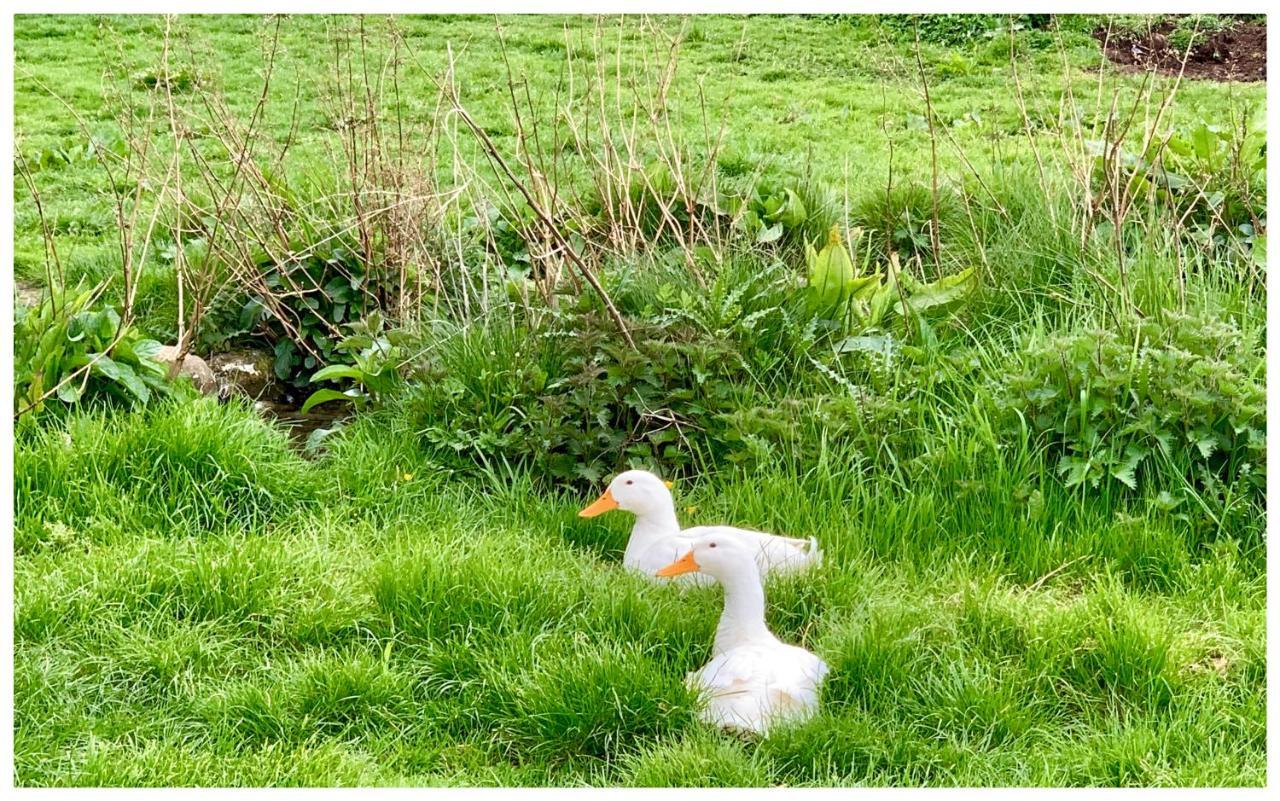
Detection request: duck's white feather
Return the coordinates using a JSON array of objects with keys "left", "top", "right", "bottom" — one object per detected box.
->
[{"left": 688, "top": 641, "right": 829, "bottom": 734}]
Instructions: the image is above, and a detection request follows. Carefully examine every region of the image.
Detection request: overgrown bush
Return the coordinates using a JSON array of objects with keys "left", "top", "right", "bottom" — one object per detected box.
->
[
  {"left": 1090, "top": 112, "right": 1266, "bottom": 252},
  {"left": 1001, "top": 311, "right": 1265, "bottom": 504},
  {"left": 242, "top": 236, "right": 399, "bottom": 394}
]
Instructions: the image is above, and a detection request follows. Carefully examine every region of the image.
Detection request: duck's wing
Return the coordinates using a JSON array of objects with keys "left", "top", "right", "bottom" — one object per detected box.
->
[
  {"left": 682, "top": 525, "right": 822, "bottom": 576},
  {"left": 688, "top": 643, "right": 827, "bottom": 733}
]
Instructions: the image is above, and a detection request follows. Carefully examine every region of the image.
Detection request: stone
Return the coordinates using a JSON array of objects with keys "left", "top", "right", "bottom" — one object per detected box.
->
[
  {"left": 209, "top": 348, "right": 277, "bottom": 400},
  {"left": 152, "top": 345, "right": 219, "bottom": 395}
]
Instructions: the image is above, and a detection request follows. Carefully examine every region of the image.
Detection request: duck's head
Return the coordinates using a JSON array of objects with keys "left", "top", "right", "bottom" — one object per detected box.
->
[
  {"left": 578, "top": 469, "right": 674, "bottom": 518},
  {"left": 654, "top": 534, "right": 754, "bottom": 581}
]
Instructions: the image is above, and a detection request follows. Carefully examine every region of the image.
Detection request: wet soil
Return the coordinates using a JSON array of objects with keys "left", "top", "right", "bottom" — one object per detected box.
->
[
  {"left": 254, "top": 398, "right": 349, "bottom": 450},
  {"left": 1095, "top": 19, "right": 1265, "bottom": 82}
]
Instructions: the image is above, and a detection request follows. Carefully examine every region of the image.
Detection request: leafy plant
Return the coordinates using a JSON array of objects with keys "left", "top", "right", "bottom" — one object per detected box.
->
[
  {"left": 877, "top": 14, "right": 1005, "bottom": 45},
  {"left": 1090, "top": 112, "right": 1266, "bottom": 249},
  {"left": 300, "top": 311, "right": 407, "bottom": 414},
  {"left": 406, "top": 315, "right": 748, "bottom": 487},
  {"left": 28, "top": 133, "right": 125, "bottom": 171},
  {"left": 1166, "top": 15, "right": 1232, "bottom": 53},
  {"left": 645, "top": 254, "right": 821, "bottom": 383},
  {"left": 1002, "top": 312, "right": 1264, "bottom": 502},
  {"left": 14, "top": 286, "right": 171, "bottom": 422},
  {"left": 804, "top": 225, "right": 977, "bottom": 336},
  {"left": 241, "top": 239, "right": 391, "bottom": 393},
  {"left": 724, "top": 184, "right": 809, "bottom": 245}
]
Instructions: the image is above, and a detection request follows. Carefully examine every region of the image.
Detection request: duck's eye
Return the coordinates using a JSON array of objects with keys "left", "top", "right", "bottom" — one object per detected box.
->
[
  {"left": 709, "top": 542, "right": 717, "bottom": 548},
  {"left": 625, "top": 480, "right": 634, "bottom": 485}
]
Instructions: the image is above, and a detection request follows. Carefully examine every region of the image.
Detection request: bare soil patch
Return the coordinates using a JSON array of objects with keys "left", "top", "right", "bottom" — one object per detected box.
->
[{"left": 1095, "top": 19, "right": 1265, "bottom": 82}]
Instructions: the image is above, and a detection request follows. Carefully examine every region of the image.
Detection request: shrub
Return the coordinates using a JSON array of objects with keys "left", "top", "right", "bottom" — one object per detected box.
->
[
  {"left": 1090, "top": 112, "right": 1266, "bottom": 251},
  {"left": 1167, "top": 15, "right": 1233, "bottom": 53},
  {"left": 241, "top": 237, "right": 398, "bottom": 394},
  {"left": 878, "top": 14, "right": 1007, "bottom": 46},
  {"left": 1001, "top": 311, "right": 1264, "bottom": 504}
]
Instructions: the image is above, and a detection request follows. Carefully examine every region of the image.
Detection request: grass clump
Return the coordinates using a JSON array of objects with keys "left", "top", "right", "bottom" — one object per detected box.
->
[{"left": 14, "top": 397, "right": 313, "bottom": 549}]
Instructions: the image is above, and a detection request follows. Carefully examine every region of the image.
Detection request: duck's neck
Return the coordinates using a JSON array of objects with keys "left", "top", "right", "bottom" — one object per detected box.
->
[
  {"left": 713, "top": 568, "right": 775, "bottom": 654},
  {"left": 624, "top": 503, "right": 681, "bottom": 561}
]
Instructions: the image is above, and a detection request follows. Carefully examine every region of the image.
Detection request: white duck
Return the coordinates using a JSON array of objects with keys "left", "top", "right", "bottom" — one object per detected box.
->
[
  {"left": 656, "top": 534, "right": 829, "bottom": 734},
  {"left": 578, "top": 469, "right": 821, "bottom": 586}
]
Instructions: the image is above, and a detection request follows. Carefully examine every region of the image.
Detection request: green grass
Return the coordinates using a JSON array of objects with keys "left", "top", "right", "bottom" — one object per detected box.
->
[
  {"left": 13, "top": 14, "right": 1262, "bottom": 323},
  {"left": 13, "top": 393, "right": 1265, "bottom": 786},
  {"left": 12, "top": 13, "right": 1266, "bottom": 788}
]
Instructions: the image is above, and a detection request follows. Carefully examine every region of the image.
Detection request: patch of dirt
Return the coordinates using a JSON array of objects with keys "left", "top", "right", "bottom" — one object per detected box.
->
[
  {"left": 1095, "top": 19, "right": 1265, "bottom": 82},
  {"left": 15, "top": 280, "right": 43, "bottom": 307}
]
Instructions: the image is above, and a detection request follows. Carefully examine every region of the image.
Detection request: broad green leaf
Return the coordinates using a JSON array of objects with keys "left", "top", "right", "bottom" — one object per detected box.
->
[
  {"left": 849, "top": 273, "right": 882, "bottom": 302},
  {"left": 834, "top": 334, "right": 899, "bottom": 361},
  {"left": 93, "top": 356, "right": 150, "bottom": 405},
  {"left": 310, "top": 364, "right": 364, "bottom": 384},
  {"left": 57, "top": 381, "right": 83, "bottom": 403},
  {"left": 300, "top": 387, "right": 359, "bottom": 414},
  {"left": 1190, "top": 123, "right": 1218, "bottom": 160},
  {"left": 902, "top": 266, "right": 977, "bottom": 316},
  {"left": 757, "top": 223, "right": 784, "bottom": 244},
  {"left": 273, "top": 340, "right": 297, "bottom": 380},
  {"left": 304, "top": 423, "right": 345, "bottom": 455},
  {"left": 777, "top": 188, "right": 808, "bottom": 228},
  {"left": 868, "top": 269, "right": 901, "bottom": 327},
  {"left": 806, "top": 225, "right": 856, "bottom": 316}
]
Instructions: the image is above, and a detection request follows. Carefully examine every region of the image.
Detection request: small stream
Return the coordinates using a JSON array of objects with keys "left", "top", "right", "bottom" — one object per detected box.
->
[{"left": 253, "top": 399, "right": 349, "bottom": 452}]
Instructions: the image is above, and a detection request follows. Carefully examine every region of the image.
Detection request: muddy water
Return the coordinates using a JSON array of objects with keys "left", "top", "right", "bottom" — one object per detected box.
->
[{"left": 253, "top": 399, "right": 349, "bottom": 451}]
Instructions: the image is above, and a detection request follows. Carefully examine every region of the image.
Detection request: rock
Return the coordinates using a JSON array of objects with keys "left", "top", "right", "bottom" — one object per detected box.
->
[
  {"left": 152, "top": 345, "right": 219, "bottom": 395},
  {"left": 209, "top": 348, "right": 278, "bottom": 400}
]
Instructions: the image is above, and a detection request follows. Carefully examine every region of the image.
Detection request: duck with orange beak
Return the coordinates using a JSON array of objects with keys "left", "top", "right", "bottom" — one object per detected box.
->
[
  {"left": 578, "top": 469, "right": 821, "bottom": 585},
  {"left": 655, "top": 534, "right": 828, "bottom": 733}
]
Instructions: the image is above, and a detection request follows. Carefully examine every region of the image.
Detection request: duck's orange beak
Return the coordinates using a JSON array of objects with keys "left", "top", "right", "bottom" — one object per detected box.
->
[
  {"left": 655, "top": 550, "right": 700, "bottom": 577},
  {"left": 578, "top": 488, "right": 619, "bottom": 518}
]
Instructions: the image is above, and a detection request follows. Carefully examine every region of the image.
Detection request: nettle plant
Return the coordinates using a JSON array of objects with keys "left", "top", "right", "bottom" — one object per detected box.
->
[
  {"left": 14, "top": 286, "right": 171, "bottom": 423},
  {"left": 1003, "top": 311, "right": 1265, "bottom": 501},
  {"left": 407, "top": 315, "right": 747, "bottom": 487}
]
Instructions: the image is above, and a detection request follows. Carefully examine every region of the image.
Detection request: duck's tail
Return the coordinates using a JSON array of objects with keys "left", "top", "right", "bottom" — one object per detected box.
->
[
  {"left": 775, "top": 535, "right": 822, "bottom": 572},
  {"left": 805, "top": 536, "right": 823, "bottom": 568}
]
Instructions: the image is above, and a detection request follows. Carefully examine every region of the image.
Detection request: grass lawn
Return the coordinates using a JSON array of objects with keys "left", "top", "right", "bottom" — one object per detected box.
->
[{"left": 12, "top": 14, "right": 1267, "bottom": 787}]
